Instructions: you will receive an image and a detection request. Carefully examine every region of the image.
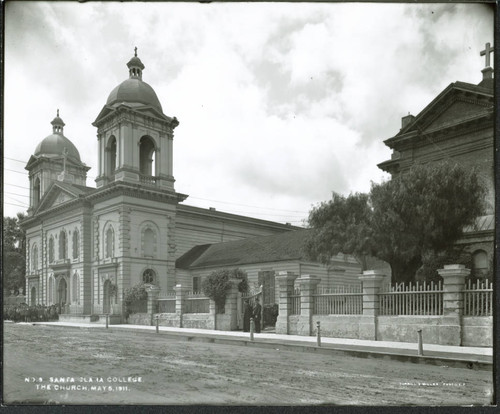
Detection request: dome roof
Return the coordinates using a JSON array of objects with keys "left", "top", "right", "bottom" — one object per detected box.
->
[
  {"left": 106, "top": 78, "right": 163, "bottom": 112},
  {"left": 34, "top": 133, "right": 81, "bottom": 162}
]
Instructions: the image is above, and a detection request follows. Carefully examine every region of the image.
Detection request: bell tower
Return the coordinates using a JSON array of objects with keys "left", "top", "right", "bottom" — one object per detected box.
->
[{"left": 93, "top": 48, "right": 179, "bottom": 190}]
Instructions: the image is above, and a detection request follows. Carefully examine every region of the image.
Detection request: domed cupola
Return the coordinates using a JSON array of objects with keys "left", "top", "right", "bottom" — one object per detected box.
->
[
  {"left": 104, "top": 48, "right": 163, "bottom": 113},
  {"left": 34, "top": 110, "right": 81, "bottom": 162},
  {"left": 93, "top": 48, "right": 179, "bottom": 192},
  {"left": 26, "top": 111, "right": 90, "bottom": 215}
]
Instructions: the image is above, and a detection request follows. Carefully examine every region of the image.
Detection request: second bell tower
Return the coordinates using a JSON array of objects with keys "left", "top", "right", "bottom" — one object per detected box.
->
[{"left": 93, "top": 49, "right": 179, "bottom": 191}]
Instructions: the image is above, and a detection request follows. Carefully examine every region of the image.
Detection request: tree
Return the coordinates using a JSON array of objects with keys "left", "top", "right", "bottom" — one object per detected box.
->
[
  {"left": 306, "top": 162, "right": 486, "bottom": 283},
  {"left": 304, "top": 192, "right": 373, "bottom": 270},
  {"left": 3, "top": 213, "right": 26, "bottom": 295},
  {"left": 370, "top": 162, "right": 486, "bottom": 283},
  {"left": 202, "top": 268, "right": 248, "bottom": 313}
]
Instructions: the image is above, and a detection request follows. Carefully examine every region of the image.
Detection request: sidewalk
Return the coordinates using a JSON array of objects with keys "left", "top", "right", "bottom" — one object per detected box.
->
[{"left": 29, "top": 321, "right": 493, "bottom": 369}]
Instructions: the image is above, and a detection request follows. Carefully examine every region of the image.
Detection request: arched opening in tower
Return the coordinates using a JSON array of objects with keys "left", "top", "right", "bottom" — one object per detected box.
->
[{"left": 139, "top": 136, "right": 156, "bottom": 176}]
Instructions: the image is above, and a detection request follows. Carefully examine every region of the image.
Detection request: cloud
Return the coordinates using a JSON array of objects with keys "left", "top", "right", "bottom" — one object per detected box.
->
[{"left": 3, "top": 2, "right": 494, "bottom": 224}]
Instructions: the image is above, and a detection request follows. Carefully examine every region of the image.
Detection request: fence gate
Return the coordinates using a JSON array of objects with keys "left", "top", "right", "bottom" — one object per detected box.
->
[{"left": 240, "top": 286, "right": 263, "bottom": 329}]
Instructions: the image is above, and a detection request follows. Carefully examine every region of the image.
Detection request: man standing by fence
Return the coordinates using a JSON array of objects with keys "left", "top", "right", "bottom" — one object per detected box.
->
[{"left": 253, "top": 298, "right": 262, "bottom": 333}]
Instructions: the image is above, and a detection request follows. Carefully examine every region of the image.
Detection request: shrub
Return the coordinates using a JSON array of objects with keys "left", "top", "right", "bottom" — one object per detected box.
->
[
  {"left": 202, "top": 268, "right": 249, "bottom": 313},
  {"left": 123, "top": 283, "right": 148, "bottom": 318}
]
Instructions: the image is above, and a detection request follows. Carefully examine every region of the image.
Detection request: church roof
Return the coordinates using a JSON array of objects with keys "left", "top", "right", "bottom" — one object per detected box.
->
[
  {"left": 106, "top": 78, "right": 163, "bottom": 113},
  {"left": 34, "top": 133, "right": 81, "bottom": 162},
  {"left": 176, "top": 229, "right": 313, "bottom": 269}
]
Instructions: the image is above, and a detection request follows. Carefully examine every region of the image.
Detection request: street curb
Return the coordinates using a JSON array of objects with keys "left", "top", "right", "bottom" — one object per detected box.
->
[{"left": 29, "top": 322, "right": 493, "bottom": 371}]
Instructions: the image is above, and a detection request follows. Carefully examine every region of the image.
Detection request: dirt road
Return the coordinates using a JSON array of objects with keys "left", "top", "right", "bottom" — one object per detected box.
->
[{"left": 3, "top": 322, "right": 493, "bottom": 405}]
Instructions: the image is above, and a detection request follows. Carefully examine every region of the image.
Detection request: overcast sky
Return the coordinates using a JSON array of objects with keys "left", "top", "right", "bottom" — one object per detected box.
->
[{"left": 4, "top": 2, "right": 494, "bottom": 225}]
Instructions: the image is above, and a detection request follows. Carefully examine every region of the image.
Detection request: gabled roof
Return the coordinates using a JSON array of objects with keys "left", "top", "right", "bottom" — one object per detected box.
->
[
  {"left": 34, "top": 181, "right": 95, "bottom": 214},
  {"left": 176, "top": 229, "right": 314, "bottom": 269},
  {"left": 385, "top": 80, "right": 493, "bottom": 148}
]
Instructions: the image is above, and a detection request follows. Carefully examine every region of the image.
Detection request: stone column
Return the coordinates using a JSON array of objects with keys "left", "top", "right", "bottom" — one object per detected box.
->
[
  {"left": 358, "top": 270, "right": 387, "bottom": 340},
  {"left": 174, "top": 284, "right": 189, "bottom": 328},
  {"left": 275, "top": 271, "right": 298, "bottom": 334},
  {"left": 146, "top": 284, "right": 160, "bottom": 326},
  {"left": 209, "top": 299, "right": 216, "bottom": 330},
  {"left": 297, "top": 275, "right": 321, "bottom": 336},
  {"left": 224, "top": 278, "right": 241, "bottom": 331},
  {"left": 437, "top": 264, "right": 470, "bottom": 346}
]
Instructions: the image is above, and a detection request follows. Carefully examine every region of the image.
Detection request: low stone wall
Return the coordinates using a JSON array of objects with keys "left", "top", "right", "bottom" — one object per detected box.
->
[
  {"left": 184, "top": 314, "right": 215, "bottom": 330},
  {"left": 155, "top": 313, "right": 180, "bottom": 327},
  {"left": 377, "top": 316, "right": 457, "bottom": 345},
  {"left": 312, "top": 315, "right": 364, "bottom": 339},
  {"left": 462, "top": 316, "right": 493, "bottom": 347},
  {"left": 128, "top": 313, "right": 151, "bottom": 326}
]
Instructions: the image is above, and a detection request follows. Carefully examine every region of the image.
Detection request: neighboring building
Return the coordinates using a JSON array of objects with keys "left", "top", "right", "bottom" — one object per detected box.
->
[
  {"left": 378, "top": 45, "right": 494, "bottom": 279},
  {"left": 21, "top": 50, "right": 361, "bottom": 320},
  {"left": 176, "top": 229, "right": 362, "bottom": 305}
]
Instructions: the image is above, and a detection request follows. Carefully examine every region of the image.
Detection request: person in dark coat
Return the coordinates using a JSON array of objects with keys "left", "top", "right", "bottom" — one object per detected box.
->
[
  {"left": 253, "top": 298, "right": 262, "bottom": 333},
  {"left": 243, "top": 299, "right": 251, "bottom": 332}
]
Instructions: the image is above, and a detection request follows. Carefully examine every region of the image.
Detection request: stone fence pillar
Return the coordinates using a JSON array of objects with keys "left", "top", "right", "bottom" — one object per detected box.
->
[
  {"left": 297, "top": 275, "right": 321, "bottom": 336},
  {"left": 225, "top": 278, "right": 241, "bottom": 331},
  {"left": 146, "top": 285, "right": 160, "bottom": 326},
  {"left": 437, "top": 264, "right": 470, "bottom": 345},
  {"left": 174, "top": 284, "right": 189, "bottom": 328},
  {"left": 358, "top": 270, "right": 387, "bottom": 340},
  {"left": 275, "top": 271, "right": 298, "bottom": 334}
]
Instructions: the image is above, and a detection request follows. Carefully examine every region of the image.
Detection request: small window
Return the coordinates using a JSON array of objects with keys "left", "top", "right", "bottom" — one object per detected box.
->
[
  {"left": 49, "top": 237, "right": 55, "bottom": 263},
  {"left": 59, "top": 230, "right": 67, "bottom": 260},
  {"left": 105, "top": 227, "right": 114, "bottom": 258},
  {"left": 73, "top": 229, "right": 80, "bottom": 259},
  {"left": 193, "top": 277, "right": 202, "bottom": 293},
  {"left": 72, "top": 273, "right": 80, "bottom": 304},
  {"left": 143, "top": 269, "right": 156, "bottom": 284},
  {"left": 143, "top": 228, "right": 155, "bottom": 257},
  {"left": 32, "top": 244, "right": 39, "bottom": 271}
]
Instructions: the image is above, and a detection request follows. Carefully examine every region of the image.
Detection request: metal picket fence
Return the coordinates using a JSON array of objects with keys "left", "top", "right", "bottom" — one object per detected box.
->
[
  {"left": 463, "top": 279, "right": 493, "bottom": 316},
  {"left": 313, "top": 285, "right": 363, "bottom": 315}
]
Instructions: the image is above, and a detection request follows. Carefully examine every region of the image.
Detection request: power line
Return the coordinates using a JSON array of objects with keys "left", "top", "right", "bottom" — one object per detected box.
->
[
  {"left": 4, "top": 202, "right": 28, "bottom": 209},
  {"left": 4, "top": 183, "right": 30, "bottom": 190},
  {"left": 5, "top": 192, "right": 29, "bottom": 198}
]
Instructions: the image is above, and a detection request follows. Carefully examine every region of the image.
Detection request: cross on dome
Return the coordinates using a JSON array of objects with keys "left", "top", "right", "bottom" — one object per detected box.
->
[
  {"left": 480, "top": 42, "right": 494, "bottom": 68},
  {"left": 134, "top": 46, "right": 138, "bottom": 57}
]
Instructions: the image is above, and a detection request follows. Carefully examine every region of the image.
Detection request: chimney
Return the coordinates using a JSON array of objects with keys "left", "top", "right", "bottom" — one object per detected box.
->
[
  {"left": 401, "top": 114, "right": 415, "bottom": 129},
  {"left": 209, "top": 207, "right": 216, "bottom": 211}
]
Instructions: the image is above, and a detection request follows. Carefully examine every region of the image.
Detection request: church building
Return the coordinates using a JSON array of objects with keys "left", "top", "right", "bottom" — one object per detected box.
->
[
  {"left": 378, "top": 43, "right": 495, "bottom": 279},
  {"left": 21, "top": 50, "right": 360, "bottom": 320}
]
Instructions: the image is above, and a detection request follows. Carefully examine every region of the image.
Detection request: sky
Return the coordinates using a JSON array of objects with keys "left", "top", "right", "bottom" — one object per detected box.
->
[{"left": 3, "top": 2, "right": 494, "bottom": 225}]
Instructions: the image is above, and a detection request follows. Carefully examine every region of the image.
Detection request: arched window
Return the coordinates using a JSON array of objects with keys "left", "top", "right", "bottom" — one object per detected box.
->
[
  {"left": 73, "top": 229, "right": 80, "bottom": 259},
  {"left": 48, "top": 236, "right": 55, "bottom": 263},
  {"left": 48, "top": 276, "right": 54, "bottom": 304},
  {"left": 142, "top": 268, "right": 156, "bottom": 284},
  {"left": 33, "top": 177, "right": 41, "bottom": 208},
  {"left": 105, "top": 227, "right": 114, "bottom": 258},
  {"left": 72, "top": 272, "right": 80, "bottom": 304},
  {"left": 143, "top": 228, "right": 155, "bottom": 257},
  {"left": 32, "top": 244, "right": 39, "bottom": 271},
  {"left": 139, "top": 136, "right": 156, "bottom": 176},
  {"left": 107, "top": 136, "right": 117, "bottom": 178},
  {"left": 472, "top": 250, "right": 489, "bottom": 278},
  {"left": 59, "top": 230, "right": 67, "bottom": 260}
]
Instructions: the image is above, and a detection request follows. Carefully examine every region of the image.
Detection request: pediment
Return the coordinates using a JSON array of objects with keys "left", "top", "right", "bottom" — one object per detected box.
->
[
  {"left": 421, "top": 98, "right": 491, "bottom": 132},
  {"left": 35, "top": 183, "right": 81, "bottom": 214},
  {"left": 399, "top": 82, "right": 493, "bottom": 136}
]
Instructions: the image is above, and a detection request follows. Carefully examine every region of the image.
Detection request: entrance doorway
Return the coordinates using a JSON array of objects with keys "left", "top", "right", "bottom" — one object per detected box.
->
[
  {"left": 103, "top": 280, "right": 111, "bottom": 314},
  {"left": 31, "top": 286, "right": 36, "bottom": 306},
  {"left": 58, "top": 278, "right": 67, "bottom": 307},
  {"left": 258, "top": 271, "right": 277, "bottom": 329}
]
